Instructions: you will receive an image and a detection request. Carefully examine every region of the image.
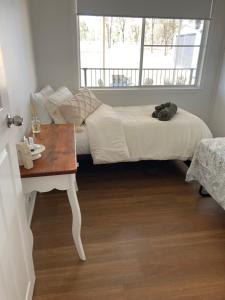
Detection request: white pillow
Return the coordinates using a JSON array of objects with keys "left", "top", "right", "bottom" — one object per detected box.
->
[
  {"left": 59, "top": 88, "right": 102, "bottom": 126},
  {"left": 46, "top": 86, "right": 74, "bottom": 124},
  {"left": 31, "top": 85, "right": 54, "bottom": 124}
]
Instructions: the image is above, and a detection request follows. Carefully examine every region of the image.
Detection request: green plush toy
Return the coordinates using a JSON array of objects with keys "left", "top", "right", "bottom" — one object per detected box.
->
[
  {"left": 158, "top": 103, "right": 177, "bottom": 121},
  {"left": 152, "top": 102, "right": 171, "bottom": 118},
  {"left": 152, "top": 102, "right": 177, "bottom": 121},
  {"left": 152, "top": 110, "right": 158, "bottom": 118},
  {"left": 155, "top": 102, "right": 171, "bottom": 111}
]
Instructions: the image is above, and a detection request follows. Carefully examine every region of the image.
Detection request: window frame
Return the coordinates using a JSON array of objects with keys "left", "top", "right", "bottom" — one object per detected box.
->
[{"left": 77, "top": 16, "right": 210, "bottom": 89}]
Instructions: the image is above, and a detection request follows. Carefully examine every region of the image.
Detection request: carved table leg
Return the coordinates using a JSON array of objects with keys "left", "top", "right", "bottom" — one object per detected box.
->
[{"left": 67, "top": 174, "right": 86, "bottom": 261}]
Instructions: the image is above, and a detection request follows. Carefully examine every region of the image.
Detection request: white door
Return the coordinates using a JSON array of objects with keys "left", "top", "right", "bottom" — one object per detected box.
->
[{"left": 0, "top": 47, "right": 35, "bottom": 299}]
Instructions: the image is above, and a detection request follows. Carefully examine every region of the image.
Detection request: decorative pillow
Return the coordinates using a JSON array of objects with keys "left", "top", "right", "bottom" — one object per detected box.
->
[
  {"left": 59, "top": 88, "right": 102, "bottom": 126},
  {"left": 46, "top": 86, "right": 74, "bottom": 124},
  {"left": 31, "top": 85, "right": 54, "bottom": 124}
]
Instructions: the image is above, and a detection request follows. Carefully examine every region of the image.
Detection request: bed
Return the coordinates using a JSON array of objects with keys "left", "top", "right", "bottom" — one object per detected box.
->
[
  {"left": 76, "top": 104, "right": 212, "bottom": 164},
  {"left": 76, "top": 126, "right": 90, "bottom": 155},
  {"left": 186, "top": 138, "right": 225, "bottom": 209}
]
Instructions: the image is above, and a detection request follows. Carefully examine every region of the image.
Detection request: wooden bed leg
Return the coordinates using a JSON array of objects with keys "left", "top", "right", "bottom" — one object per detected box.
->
[
  {"left": 199, "top": 185, "right": 210, "bottom": 197},
  {"left": 184, "top": 160, "right": 191, "bottom": 167}
]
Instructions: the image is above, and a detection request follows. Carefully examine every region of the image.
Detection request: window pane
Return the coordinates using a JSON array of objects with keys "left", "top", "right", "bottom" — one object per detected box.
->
[
  {"left": 79, "top": 16, "right": 206, "bottom": 88},
  {"left": 143, "top": 46, "right": 200, "bottom": 68},
  {"left": 142, "top": 46, "right": 199, "bottom": 86},
  {"left": 144, "top": 19, "right": 204, "bottom": 46},
  {"left": 104, "top": 17, "right": 142, "bottom": 69},
  {"left": 142, "top": 68, "right": 197, "bottom": 86},
  {"left": 79, "top": 16, "right": 141, "bottom": 87},
  {"left": 79, "top": 16, "right": 103, "bottom": 69}
]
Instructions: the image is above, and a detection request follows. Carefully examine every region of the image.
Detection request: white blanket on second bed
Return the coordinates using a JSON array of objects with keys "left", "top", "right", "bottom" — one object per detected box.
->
[{"left": 86, "top": 104, "right": 212, "bottom": 164}]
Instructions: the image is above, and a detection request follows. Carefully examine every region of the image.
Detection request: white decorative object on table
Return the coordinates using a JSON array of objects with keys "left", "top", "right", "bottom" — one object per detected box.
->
[
  {"left": 16, "top": 142, "right": 34, "bottom": 169},
  {"left": 186, "top": 138, "right": 225, "bottom": 209},
  {"left": 31, "top": 144, "right": 45, "bottom": 160}
]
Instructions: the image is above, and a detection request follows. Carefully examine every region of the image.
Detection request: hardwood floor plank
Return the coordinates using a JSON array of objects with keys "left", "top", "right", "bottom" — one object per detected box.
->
[{"left": 32, "top": 161, "right": 225, "bottom": 299}]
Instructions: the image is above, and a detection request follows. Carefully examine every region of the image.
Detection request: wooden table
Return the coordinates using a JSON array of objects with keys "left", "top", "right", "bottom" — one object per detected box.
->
[{"left": 20, "top": 124, "right": 86, "bottom": 261}]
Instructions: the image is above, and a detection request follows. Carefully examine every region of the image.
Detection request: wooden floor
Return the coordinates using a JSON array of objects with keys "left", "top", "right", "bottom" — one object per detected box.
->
[{"left": 32, "top": 160, "right": 225, "bottom": 300}]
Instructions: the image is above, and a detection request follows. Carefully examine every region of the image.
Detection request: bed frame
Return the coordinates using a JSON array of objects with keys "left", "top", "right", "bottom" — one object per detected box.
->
[
  {"left": 78, "top": 154, "right": 191, "bottom": 167},
  {"left": 199, "top": 185, "right": 210, "bottom": 197}
]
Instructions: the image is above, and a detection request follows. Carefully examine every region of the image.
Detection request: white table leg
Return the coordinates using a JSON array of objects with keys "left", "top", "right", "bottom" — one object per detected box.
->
[
  {"left": 75, "top": 178, "right": 78, "bottom": 191},
  {"left": 67, "top": 174, "right": 86, "bottom": 261}
]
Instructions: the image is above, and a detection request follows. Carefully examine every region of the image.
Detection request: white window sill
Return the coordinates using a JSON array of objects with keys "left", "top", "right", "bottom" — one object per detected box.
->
[{"left": 86, "top": 86, "right": 203, "bottom": 93}]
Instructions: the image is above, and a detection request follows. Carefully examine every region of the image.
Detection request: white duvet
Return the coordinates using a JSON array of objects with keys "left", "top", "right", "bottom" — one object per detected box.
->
[{"left": 86, "top": 104, "right": 212, "bottom": 164}]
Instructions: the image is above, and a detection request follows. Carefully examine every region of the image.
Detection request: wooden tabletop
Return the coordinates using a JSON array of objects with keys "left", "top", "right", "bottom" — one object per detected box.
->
[{"left": 20, "top": 124, "right": 77, "bottom": 178}]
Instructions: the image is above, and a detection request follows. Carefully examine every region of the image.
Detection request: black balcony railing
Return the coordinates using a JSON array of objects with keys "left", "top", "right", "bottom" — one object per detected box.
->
[{"left": 81, "top": 68, "right": 196, "bottom": 88}]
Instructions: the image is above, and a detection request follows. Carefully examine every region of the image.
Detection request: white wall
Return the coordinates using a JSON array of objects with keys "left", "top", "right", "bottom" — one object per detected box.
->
[
  {"left": 0, "top": 0, "right": 37, "bottom": 134},
  {"left": 209, "top": 47, "right": 225, "bottom": 136},
  {"left": 30, "top": 0, "right": 225, "bottom": 123},
  {"left": 29, "top": 0, "right": 77, "bottom": 92}
]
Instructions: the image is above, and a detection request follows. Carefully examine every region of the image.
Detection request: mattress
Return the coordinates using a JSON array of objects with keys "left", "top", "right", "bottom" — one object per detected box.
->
[
  {"left": 76, "top": 105, "right": 212, "bottom": 160},
  {"left": 76, "top": 126, "right": 90, "bottom": 155}
]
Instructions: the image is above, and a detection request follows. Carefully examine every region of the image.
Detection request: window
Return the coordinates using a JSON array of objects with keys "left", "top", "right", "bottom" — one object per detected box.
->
[{"left": 79, "top": 16, "right": 208, "bottom": 88}]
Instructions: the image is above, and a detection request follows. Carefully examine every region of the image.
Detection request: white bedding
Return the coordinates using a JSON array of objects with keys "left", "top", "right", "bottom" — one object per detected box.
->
[
  {"left": 77, "top": 104, "right": 212, "bottom": 163},
  {"left": 86, "top": 105, "right": 130, "bottom": 163},
  {"left": 76, "top": 126, "right": 90, "bottom": 155}
]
